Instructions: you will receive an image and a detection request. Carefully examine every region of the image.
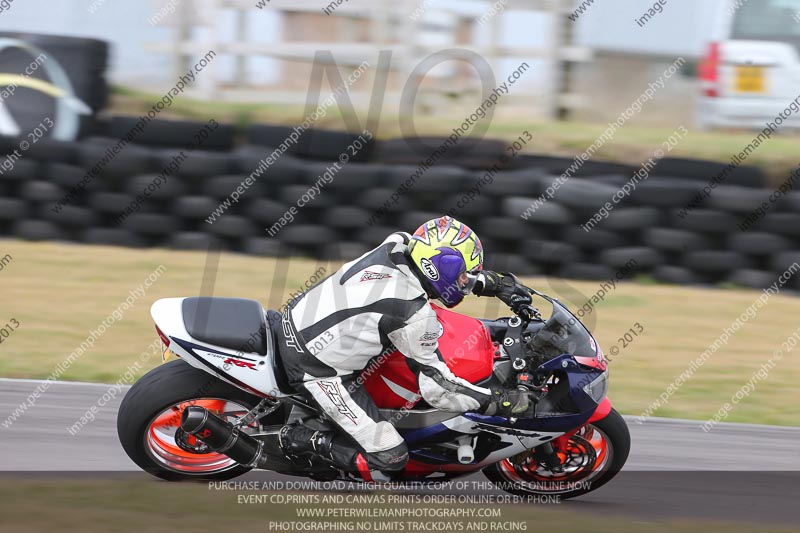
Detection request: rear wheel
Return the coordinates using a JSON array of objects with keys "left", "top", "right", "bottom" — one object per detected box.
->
[
  {"left": 117, "top": 359, "right": 284, "bottom": 481},
  {"left": 483, "top": 408, "right": 630, "bottom": 500}
]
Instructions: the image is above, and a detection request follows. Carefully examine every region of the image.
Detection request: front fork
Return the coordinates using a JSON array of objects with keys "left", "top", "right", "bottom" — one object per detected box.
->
[
  {"left": 551, "top": 428, "right": 579, "bottom": 454},
  {"left": 535, "top": 440, "right": 569, "bottom": 473}
]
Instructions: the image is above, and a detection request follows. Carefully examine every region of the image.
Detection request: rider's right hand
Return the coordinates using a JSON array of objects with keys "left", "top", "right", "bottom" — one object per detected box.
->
[
  {"left": 483, "top": 387, "right": 532, "bottom": 417},
  {"left": 476, "top": 271, "right": 533, "bottom": 315}
]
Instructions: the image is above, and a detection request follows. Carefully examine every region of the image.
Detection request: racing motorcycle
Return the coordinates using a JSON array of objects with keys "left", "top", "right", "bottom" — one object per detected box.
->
[{"left": 118, "top": 286, "right": 629, "bottom": 500}]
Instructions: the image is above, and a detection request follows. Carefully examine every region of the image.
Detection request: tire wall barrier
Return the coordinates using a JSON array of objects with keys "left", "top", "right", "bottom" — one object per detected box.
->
[
  {"left": 0, "top": 32, "right": 109, "bottom": 140},
  {"left": 1, "top": 119, "right": 799, "bottom": 292}
]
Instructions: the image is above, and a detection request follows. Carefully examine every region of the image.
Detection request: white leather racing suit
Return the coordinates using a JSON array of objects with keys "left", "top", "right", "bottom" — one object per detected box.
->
[{"left": 276, "top": 232, "right": 492, "bottom": 462}]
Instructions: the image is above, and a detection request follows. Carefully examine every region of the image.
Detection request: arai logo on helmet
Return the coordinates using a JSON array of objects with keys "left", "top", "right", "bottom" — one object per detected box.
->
[{"left": 419, "top": 257, "right": 439, "bottom": 281}]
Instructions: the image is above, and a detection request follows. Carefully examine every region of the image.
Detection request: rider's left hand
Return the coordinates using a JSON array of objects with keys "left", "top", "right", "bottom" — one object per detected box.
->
[{"left": 483, "top": 387, "right": 532, "bottom": 417}]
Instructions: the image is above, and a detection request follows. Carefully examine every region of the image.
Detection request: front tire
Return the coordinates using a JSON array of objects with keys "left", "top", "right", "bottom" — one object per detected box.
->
[
  {"left": 117, "top": 359, "right": 283, "bottom": 481},
  {"left": 483, "top": 408, "right": 630, "bottom": 500}
]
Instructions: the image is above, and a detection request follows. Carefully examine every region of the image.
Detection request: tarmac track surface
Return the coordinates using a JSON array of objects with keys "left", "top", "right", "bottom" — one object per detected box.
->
[{"left": 1, "top": 378, "right": 798, "bottom": 526}]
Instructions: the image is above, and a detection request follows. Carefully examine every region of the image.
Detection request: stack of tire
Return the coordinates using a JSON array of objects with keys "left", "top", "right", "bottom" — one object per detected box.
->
[
  {"left": 0, "top": 33, "right": 109, "bottom": 138},
  {"left": 502, "top": 157, "right": 800, "bottom": 291},
  {"left": 3, "top": 121, "right": 800, "bottom": 292},
  {"left": 4, "top": 116, "right": 231, "bottom": 247}
]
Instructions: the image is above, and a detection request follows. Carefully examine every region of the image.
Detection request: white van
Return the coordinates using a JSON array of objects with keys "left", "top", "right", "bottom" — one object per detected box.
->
[{"left": 697, "top": 0, "right": 800, "bottom": 129}]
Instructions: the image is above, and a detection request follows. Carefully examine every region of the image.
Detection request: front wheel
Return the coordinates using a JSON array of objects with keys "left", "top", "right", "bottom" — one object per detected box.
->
[
  {"left": 483, "top": 408, "right": 630, "bottom": 500},
  {"left": 117, "top": 359, "right": 284, "bottom": 481}
]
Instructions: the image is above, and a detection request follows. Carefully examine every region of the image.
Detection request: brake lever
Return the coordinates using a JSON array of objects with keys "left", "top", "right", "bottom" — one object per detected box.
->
[{"left": 518, "top": 304, "right": 542, "bottom": 322}]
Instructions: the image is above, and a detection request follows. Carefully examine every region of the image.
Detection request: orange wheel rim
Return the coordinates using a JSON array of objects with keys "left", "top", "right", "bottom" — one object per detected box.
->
[
  {"left": 144, "top": 398, "right": 256, "bottom": 474},
  {"left": 497, "top": 423, "right": 614, "bottom": 494}
]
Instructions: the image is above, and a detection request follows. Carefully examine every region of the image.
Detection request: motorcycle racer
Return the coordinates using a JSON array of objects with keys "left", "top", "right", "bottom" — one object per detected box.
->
[{"left": 274, "top": 216, "right": 535, "bottom": 480}]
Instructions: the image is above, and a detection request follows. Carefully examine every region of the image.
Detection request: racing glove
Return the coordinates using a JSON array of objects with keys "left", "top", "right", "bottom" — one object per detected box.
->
[
  {"left": 482, "top": 387, "right": 532, "bottom": 417},
  {"left": 473, "top": 271, "right": 533, "bottom": 315}
]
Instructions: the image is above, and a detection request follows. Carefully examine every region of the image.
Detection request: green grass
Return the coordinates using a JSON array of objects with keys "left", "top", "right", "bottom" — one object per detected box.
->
[
  {"left": 0, "top": 478, "right": 794, "bottom": 533},
  {"left": 3, "top": 240, "right": 800, "bottom": 425},
  {"left": 111, "top": 86, "right": 800, "bottom": 184}
]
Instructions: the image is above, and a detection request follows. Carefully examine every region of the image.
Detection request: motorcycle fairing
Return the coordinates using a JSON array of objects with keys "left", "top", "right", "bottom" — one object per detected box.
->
[
  {"left": 151, "top": 298, "right": 287, "bottom": 399},
  {"left": 363, "top": 304, "right": 495, "bottom": 409},
  {"left": 152, "top": 294, "right": 613, "bottom": 483},
  {"left": 393, "top": 414, "right": 565, "bottom": 479},
  {"left": 382, "top": 353, "right": 609, "bottom": 480},
  {"left": 499, "top": 354, "right": 607, "bottom": 433}
]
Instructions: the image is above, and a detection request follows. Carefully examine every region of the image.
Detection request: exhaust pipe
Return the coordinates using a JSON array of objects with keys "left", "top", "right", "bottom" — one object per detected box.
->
[{"left": 181, "top": 406, "right": 269, "bottom": 468}]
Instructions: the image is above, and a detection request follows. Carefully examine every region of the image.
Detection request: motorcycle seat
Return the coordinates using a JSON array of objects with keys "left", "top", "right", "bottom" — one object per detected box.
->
[{"left": 182, "top": 297, "right": 269, "bottom": 355}]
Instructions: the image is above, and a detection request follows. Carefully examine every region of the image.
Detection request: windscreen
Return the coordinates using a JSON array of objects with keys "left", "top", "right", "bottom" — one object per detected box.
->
[
  {"left": 731, "top": 0, "right": 800, "bottom": 45},
  {"left": 526, "top": 300, "right": 598, "bottom": 360}
]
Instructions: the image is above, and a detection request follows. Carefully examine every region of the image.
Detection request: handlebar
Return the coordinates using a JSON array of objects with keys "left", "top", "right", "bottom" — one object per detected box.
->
[{"left": 517, "top": 304, "right": 540, "bottom": 322}]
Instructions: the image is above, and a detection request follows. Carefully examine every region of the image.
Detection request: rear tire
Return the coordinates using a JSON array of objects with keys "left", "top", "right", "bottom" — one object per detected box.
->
[
  {"left": 117, "top": 359, "right": 283, "bottom": 482},
  {"left": 483, "top": 408, "right": 630, "bottom": 500}
]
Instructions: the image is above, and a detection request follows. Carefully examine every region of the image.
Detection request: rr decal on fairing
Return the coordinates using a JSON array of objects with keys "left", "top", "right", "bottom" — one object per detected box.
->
[
  {"left": 195, "top": 349, "right": 257, "bottom": 363},
  {"left": 223, "top": 358, "right": 257, "bottom": 371}
]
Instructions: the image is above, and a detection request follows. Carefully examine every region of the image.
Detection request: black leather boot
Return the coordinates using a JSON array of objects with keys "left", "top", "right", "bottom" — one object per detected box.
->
[
  {"left": 279, "top": 422, "right": 361, "bottom": 472},
  {"left": 278, "top": 423, "right": 332, "bottom": 459}
]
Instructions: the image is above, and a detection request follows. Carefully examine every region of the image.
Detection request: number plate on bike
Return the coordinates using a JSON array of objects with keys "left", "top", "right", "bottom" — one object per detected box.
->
[{"left": 162, "top": 347, "right": 175, "bottom": 364}]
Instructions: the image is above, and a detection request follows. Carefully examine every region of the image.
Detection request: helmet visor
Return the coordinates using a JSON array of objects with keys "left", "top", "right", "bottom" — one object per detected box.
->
[{"left": 457, "top": 271, "right": 480, "bottom": 295}]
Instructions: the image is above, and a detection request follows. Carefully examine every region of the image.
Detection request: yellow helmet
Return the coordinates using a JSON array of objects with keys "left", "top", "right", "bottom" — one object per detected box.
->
[{"left": 408, "top": 216, "right": 484, "bottom": 307}]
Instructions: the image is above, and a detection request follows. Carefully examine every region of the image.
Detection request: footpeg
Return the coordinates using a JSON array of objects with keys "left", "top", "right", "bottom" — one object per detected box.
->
[{"left": 181, "top": 406, "right": 299, "bottom": 471}]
